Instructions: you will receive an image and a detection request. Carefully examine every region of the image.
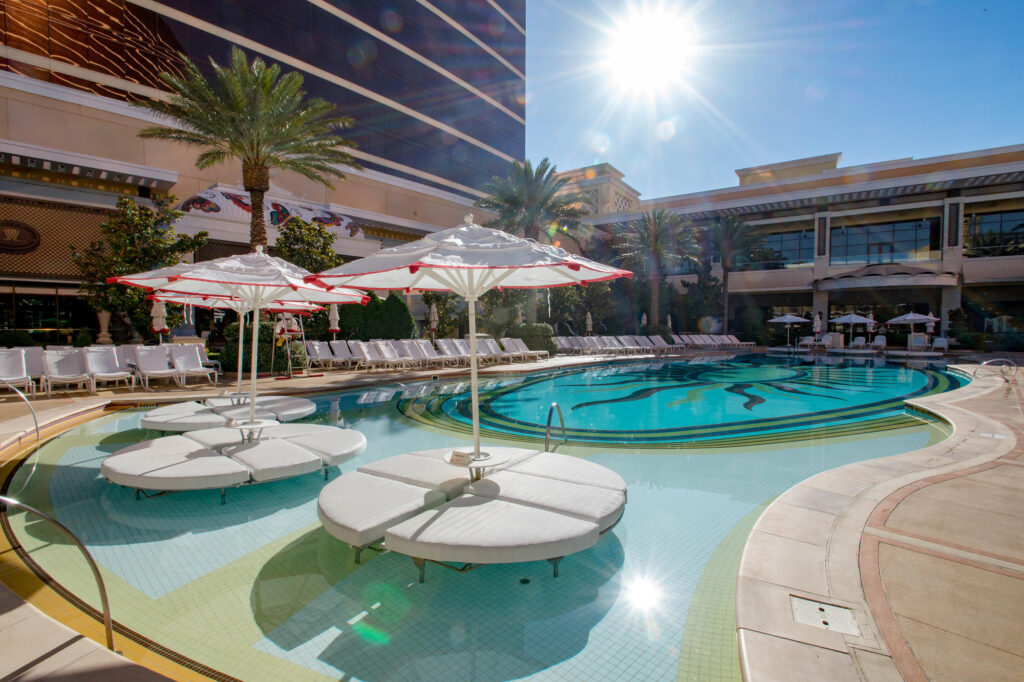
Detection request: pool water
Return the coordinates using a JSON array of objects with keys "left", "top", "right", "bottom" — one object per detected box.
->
[{"left": 3, "top": 355, "right": 963, "bottom": 681}]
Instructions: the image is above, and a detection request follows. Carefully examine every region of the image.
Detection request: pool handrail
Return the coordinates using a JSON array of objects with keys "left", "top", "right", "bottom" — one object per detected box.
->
[
  {"left": 972, "top": 358, "right": 1019, "bottom": 377},
  {"left": 1, "top": 379, "right": 40, "bottom": 498},
  {"left": 0, "top": 494, "right": 115, "bottom": 651},
  {"left": 545, "top": 402, "right": 568, "bottom": 451}
]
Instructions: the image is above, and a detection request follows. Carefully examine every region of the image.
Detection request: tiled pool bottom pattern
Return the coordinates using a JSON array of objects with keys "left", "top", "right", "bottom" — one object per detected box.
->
[{"left": 3, "top": 401, "right": 950, "bottom": 682}]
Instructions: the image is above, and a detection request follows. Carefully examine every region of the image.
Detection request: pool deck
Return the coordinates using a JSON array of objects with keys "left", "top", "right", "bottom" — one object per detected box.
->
[{"left": 0, "top": 351, "right": 1021, "bottom": 680}]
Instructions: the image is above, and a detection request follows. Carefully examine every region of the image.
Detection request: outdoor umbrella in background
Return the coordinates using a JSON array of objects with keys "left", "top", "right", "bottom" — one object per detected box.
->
[
  {"left": 110, "top": 246, "right": 367, "bottom": 424},
  {"left": 309, "top": 214, "right": 632, "bottom": 459},
  {"left": 768, "top": 314, "right": 808, "bottom": 347},
  {"left": 926, "top": 311, "right": 936, "bottom": 335},
  {"left": 813, "top": 312, "right": 822, "bottom": 337},
  {"left": 585, "top": 311, "right": 593, "bottom": 335},
  {"left": 328, "top": 304, "right": 340, "bottom": 339},
  {"left": 429, "top": 303, "right": 439, "bottom": 338},
  {"left": 148, "top": 292, "right": 323, "bottom": 395},
  {"left": 867, "top": 312, "right": 876, "bottom": 335},
  {"left": 150, "top": 300, "right": 169, "bottom": 342},
  {"left": 829, "top": 313, "right": 873, "bottom": 346},
  {"left": 641, "top": 312, "right": 647, "bottom": 329},
  {"left": 887, "top": 311, "right": 941, "bottom": 349},
  {"left": 666, "top": 314, "right": 673, "bottom": 334}
]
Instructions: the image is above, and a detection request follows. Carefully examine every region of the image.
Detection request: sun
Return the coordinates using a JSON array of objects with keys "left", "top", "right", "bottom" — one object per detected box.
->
[{"left": 605, "top": 6, "right": 698, "bottom": 95}]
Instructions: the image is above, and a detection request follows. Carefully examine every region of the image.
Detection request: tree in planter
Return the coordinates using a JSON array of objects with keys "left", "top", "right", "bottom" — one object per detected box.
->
[
  {"left": 474, "top": 158, "right": 592, "bottom": 322},
  {"left": 706, "top": 215, "right": 762, "bottom": 333},
  {"left": 70, "top": 196, "right": 207, "bottom": 341},
  {"left": 136, "top": 46, "right": 359, "bottom": 249},
  {"left": 613, "top": 210, "right": 699, "bottom": 329}
]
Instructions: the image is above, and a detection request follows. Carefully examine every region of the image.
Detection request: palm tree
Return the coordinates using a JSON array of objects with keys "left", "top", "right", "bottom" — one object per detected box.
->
[
  {"left": 613, "top": 210, "right": 699, "bottom": 329},
  {"left": 706, "top": 215, "right": 762, "bottom": 333},
  {"left": 475, "top": 158, "right": 591, "bottom": 322},
  {"left": 136, "top": 46, "right": 359, "bottom": 249}
]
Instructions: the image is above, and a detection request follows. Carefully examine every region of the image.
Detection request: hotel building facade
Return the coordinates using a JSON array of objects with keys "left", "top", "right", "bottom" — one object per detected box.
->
[
  {"left": 567, "top": 146, "right": 1024, "bottom": 341},
  {"left": 0, "top": 0, "right": 524, "bottom": 341}
]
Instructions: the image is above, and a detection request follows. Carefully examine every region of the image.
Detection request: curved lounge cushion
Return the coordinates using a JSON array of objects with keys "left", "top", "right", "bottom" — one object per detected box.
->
[
  {"left": 281, "top": 429, "right": 366, "bottom": 466},
  {"left": 509, "top": 452, "right": 627, "bottom": 494},
  {"left": 318, "top": 471, "right": 446, "bottom": 548},
  {"left": 357, "top": 454, "right": 469, "bottom": 499},
  {"left": 101, "top": 435, "right": 250, "bottom": 491},
  {"left": 223, "top": 439, "right": 322, "bottom": 482},
  {"left": 384, "top": 494, "right": 600, "bottom": 565},
  {"left": 465, "top": 470, "right": 625, "bottom": 532}
]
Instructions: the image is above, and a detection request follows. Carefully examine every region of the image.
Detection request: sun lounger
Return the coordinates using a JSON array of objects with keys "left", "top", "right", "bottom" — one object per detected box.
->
[
  {"left": 0, "top": 348, "right": 35, "bottom": 396},
  {"left": 135, "top": 345, "right": 183, "bottom": 389},
  {"left": 82, "top": 346, "right": 135, "bottom": 391},
  {"left": 870, "top": 335, "right": 887, "bottom": 351},
  {"left": 502, "top": 337, "right": 547, "bottom": 361},
  {"left": 480, "top": 337, "right": 515, "bottom": 363},
  {"left": 305, "top": 341, "right": 332, "bottom": 369},
  {"left": 726, "top": 335, "right": 755, "bottom": 348},
  {"left": 931, "top": 337, "right": 949, "bottom": 354},
  {"left": 323, "top": 340, "right": 353, "bottom": 368},
  {"left": 222, "top": 439, "right": 322, "bottom": 482},
  {"left": 436, "top": 338, "right": 471, "bottom": 364},
  {"left": 417, "top": 339, "right": 460, "bottom": 367},
  {"left": 41, "top": 349, "right": 96, "bottom": 397},
  {"left": 170, "top": 344, "right": 218, "bottom": 385},
  {"left": 101, "top": 435, "right": 251, "bottom": 492},
  {"left": 849, "top": 336, "right": 867, "bottom": 350}
]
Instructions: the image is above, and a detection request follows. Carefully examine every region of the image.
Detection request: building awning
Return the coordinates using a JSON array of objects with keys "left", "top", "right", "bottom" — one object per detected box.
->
[{"left": 817, "top": 263, "right": 959, "bottom": 290}]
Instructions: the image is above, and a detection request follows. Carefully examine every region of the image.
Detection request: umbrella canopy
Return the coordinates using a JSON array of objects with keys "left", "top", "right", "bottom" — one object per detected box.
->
[
  {"left": 150, "top": 300, "right": 169, "bottom": 334},
  {"left": 830, "top": 313, "right": 873, "bottom": 325},
  {"left": 112, "top": 246, "right": 366, "bottom": 423},
  {"left": 887, "top": 312, "right": 940, "bottom": 325},
  {"left": 768, "top": 314, "right": 809, "bottom": 346},
  {"left": 310, "top": 214, "right": 632, "bottom": 457},
  {"left": 327, "top": 304, "right": 340, "bottom": 333}
]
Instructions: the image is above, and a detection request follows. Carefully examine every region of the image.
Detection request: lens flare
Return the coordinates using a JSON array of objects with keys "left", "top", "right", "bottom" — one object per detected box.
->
[
  {"left": 625, "top": 575, "right": 663, "bottom": 613},
  {"left": 605, "top": 6, "right": 697, "bottom": 94}
]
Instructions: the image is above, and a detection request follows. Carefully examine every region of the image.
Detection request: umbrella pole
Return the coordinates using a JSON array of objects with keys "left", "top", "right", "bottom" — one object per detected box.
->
[
  {"left": 299, "top": 316, "right": 309, "bottom": 374},
  {"left": 248, "top": 303, "right": 261, "bottom": 424},
  {"left": 236, "top": 311, "right": 246, "bottom": 396},
  {"left": 270, "top": 315, "right": 277, "bottom": 378},
  {"left": 467, "top": 296, "right": 481, "bottom": 458}
]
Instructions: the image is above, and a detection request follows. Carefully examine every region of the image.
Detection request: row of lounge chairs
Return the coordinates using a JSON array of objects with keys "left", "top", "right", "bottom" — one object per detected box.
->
[
  {"left": 0, "top": 343, "right": 219, "bottom": 397},
  {"left": 305, "top": 337, "right": 548, "bottom": 371},
  {"left": 553, "top": 334, "right": 753, "bottom": 356}
]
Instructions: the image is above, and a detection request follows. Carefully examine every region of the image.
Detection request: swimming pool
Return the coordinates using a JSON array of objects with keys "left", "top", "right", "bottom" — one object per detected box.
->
[{"left": 2, "top": 355, "right": 964, "bottom": 681}]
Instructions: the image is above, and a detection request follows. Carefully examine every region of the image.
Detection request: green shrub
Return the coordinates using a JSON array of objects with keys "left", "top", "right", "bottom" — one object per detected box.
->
[
  {"left": 221, "top": 320, "right": 306, "bottom": 373},
  {"left": 74, "top": 329, "right": 94, "bottom": 347},
  {"left": 507, "top": 322, "right": 555, "bottom": 356},
  {"left": 382, "top": 292, "right": 416, "bottom": 338},
  {"left": 0, "top": 330, "right": 36, "bottom": 347}
]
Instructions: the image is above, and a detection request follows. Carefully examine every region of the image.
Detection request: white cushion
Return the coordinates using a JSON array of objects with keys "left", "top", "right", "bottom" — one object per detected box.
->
[
  {"left": 318, "top": 472, "right": 445, "bottom": 548},
  {"left": 140, "top": 410, "right": 233, "bottom": 432},
  {"left": 509, "top": 452, "right": 627, "bottom": 493},
  {"left": 144, "top": 402, "right": 204, "bottom": 418},
  {"left": 100, "top": 436, "right": 250, "bottom": 490},
  {"left": 182, "top": 427, "right": 248, "bottom": 450},
  {"left": 384, "top": 495, "right": 600, "bottom": 564},
  {"left": 466, "top": 471, "right": 625, "bottom": 532},
  {"left": 283, "top": 429, "right": 366, "bottom": 466},
  {"left": 225, "top": 439, "right": 322, "bottom": 482},
  {"left": 209, "top": 405, "right": 277, "bottom": 422},
  {"left": 358, "top": 454, "right": 469, "bottom": 499},
  {"left": 258, "top": 397, "right": 317, "bottom": 421}
]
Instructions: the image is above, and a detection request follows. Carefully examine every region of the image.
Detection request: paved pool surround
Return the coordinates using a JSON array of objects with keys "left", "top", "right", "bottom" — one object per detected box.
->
[{"left": 0, "top": 352, "right": 1019, "bottom": 680}]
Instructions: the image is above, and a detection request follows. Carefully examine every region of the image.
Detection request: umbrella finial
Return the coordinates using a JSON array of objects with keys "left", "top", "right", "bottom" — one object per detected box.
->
[
  {"left": 254, "top": 244, "right": 264, "bottom": 255},
  {"left": 464, "top": 214, "right": 474, "bottom": 225}
]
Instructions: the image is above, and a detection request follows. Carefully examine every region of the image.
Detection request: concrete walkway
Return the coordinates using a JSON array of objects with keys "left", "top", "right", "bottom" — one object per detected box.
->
[{"left": 737, "top": 362, "right": 1024, "bottom": 681}]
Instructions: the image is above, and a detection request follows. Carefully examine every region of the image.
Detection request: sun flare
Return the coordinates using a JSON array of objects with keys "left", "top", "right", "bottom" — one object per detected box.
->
[{"left": 605, "top": 6, "right": 697, "bottom": 94}]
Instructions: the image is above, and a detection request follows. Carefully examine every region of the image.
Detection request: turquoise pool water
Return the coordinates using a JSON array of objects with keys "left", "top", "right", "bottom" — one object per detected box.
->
[{"left": 5, "top": 355, "right": 964, "bottom": 681}]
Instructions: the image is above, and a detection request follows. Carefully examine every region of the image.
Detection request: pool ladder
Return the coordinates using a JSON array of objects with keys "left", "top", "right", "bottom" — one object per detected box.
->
[
  {"left": 0, "top": 380, "right": 115, "bottom": 651},
  {"left": 545, "top": 402, "right": 568, "bottom": 451},
  {"left": 973, "top": 358, "right": 1019, "bottom": 378}
]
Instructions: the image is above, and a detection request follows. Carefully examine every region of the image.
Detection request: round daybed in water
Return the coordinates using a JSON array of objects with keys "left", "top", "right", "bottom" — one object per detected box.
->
[
  {"left": 139, "top": 395, "right": 317, "bottom": 432},
  {"left": 101, "top": 424, "right": 366, "bottom": 503},
  {"left": 317, "top": 448, "right": 626, "bottom": 579}
]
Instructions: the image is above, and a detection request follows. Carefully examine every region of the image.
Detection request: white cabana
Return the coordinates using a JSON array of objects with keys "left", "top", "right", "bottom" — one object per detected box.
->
[
  {"left": 310, "top": 214, "right": 632, "bottom": 459},
  {"left": 111, "top": 246, "right": 366, "bottom": 423},
  {"left": 768, "top": 314, "right": 809, "bottom": 346}
]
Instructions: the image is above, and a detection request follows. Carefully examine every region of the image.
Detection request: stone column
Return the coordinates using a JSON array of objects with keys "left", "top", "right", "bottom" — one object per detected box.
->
[{"left": 940, "top": 286, "right": 961, "bottom": 337}]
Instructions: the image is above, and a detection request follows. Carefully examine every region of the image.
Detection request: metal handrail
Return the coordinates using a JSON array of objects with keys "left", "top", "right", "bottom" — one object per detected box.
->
[
  {"left": 2, "top": 380, "right": 41, "bottom": 498},
  {"left": 545, "top": 402, "right": 568, "bottom": 451},
  {"left": 0, "top": 495, "right": 115, "bottom": 651},
  {"left": 973, "top": 358, "right": 1019, "bottom": 377}
]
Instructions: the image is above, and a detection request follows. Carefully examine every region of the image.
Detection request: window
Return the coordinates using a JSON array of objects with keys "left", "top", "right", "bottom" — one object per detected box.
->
[
  {"left": 964, "top": 210, "right": 1024, "bottom": 257},
  {"left": 829, "top": 218, "right": 940, "bottom": 265},
  {"left": 742, "top": 230, "right": 814, "bottom": 270}
]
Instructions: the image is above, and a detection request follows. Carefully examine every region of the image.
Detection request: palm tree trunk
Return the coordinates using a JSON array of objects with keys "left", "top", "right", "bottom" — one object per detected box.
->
[
  {"left": 721, "top": 268, "right": 730, "bottom": 334},
  {"left": 243, "top": 164, "right": 271, "bottom": 249}
]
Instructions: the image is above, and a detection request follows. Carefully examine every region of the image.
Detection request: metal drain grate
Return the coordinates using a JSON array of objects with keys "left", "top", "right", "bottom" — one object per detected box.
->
[{"left": 790, "top": 596, "right": 860, "bottom": 635}]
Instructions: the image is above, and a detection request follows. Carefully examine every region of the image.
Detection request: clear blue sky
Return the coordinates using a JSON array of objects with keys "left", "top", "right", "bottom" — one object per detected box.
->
[{"left": 525, "top": 0, "right": 1024, "bottom": 200}]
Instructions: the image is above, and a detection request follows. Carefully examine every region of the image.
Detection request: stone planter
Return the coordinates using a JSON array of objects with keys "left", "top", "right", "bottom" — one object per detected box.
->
[{"left": 96, "top": 310, "right": 114, "bottom": 344}]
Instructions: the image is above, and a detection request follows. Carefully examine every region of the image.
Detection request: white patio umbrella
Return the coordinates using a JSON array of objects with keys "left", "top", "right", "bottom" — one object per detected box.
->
[
  {"left": 641, "top": 312, "right": 647, "bottom": 329},
  {"left": 148, "top": 293, "right": 323, "bottom": 395},
  {"left": 327, "top": 304, "right": 340, "bottom": 339},
  {"left": 813, "top": 312, "right": 822, "bottom": 336},
  {"left": 830, "top": 313, "right": 873, "bottom": 346},
  {"left": 925, "top": 310, "right": 936, "bottom": 334},
  {"left": 429, "top": 302, "right": 439, "bottom": 335},
  {"left": 585, "top": 311, "right": 593, "bottom": 335},
  {"left": 150, "top": 300, "right": 169, "bottom": 343},
  {"left": 666, "top": 314, "right": 673, "bottom": 334},
  {"left": 887, "top": 311, "right": 941, "bottom": 349},
  {"left": 768, "top": 314, "right": 809, "bottom": 346},
  {"left": 309, "top": 214, "right": 632, "bottom": 458},
  {"left": 111, "top": 246, "right": 367, "bottom": 423},
  {"left": 867, "top": 311, "right": 875, "bottom": 334}
]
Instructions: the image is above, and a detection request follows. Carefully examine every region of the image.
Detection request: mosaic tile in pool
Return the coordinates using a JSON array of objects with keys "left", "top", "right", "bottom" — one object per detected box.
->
[
  {"left": 408, "top": 354, "right": 965, "bottom": 446},
  {"left": 2, "top": 355, "right": 963, "bottom": 681}
]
